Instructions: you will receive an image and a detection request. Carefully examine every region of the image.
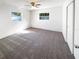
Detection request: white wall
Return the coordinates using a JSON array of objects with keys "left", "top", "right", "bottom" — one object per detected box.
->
[
  {"left": 0, "top": 3, "right": 30, "bottom": 39},
  {"left": 31, "top": 6, "right": 62, "bottom": 32},
  {"left": 74, "top": 0, "right": 79, "bottom": 59}
]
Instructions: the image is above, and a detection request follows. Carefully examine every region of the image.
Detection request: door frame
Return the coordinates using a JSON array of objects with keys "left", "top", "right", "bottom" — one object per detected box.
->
[{"left": 66, "top": 0, "right": 75, "bottom": 55}]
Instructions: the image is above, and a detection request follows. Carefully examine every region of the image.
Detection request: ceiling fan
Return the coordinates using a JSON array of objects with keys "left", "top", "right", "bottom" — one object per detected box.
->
[{"left": 25, "top": 0, "right": 41, "bottom": 8}]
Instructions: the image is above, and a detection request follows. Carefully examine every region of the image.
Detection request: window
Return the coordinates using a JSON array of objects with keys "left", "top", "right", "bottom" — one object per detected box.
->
[
  {"left": 39, "top": 13, "right": 49, "bottom": 20},
  {"left": 11, "top": 12, "right": 21, "bottom": 22}
]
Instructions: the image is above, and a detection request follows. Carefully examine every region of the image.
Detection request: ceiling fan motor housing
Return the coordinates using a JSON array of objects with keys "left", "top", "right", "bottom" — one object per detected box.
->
[{"left": 31, "top": 2, "right": 35, "bottom": 6}]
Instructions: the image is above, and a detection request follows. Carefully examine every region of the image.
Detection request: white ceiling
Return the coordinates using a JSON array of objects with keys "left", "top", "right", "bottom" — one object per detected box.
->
[
  {"left": 0, "top": 0, "right": 5, "bottom": 5},
  {"left": 1, "top": 0, "right": 67, "bottom": 9}
]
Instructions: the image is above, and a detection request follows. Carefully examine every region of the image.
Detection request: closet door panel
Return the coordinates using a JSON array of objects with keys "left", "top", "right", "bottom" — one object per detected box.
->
[{"left": 67, "top": 2, "right": 74, "bottom": 54}]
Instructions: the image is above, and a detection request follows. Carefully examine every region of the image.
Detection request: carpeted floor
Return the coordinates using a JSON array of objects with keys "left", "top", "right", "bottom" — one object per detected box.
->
[{"left": 0, "top": 28, "right": 74, "bottom": 59}]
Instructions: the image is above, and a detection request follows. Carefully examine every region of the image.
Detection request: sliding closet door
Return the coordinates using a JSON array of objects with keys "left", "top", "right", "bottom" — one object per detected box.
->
[{"left": 67, "top": 2, "right": 74, "bottom": 54}]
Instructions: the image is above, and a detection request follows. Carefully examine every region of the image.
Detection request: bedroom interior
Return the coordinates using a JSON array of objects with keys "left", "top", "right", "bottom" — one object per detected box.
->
[{"left": 0, "top": 0, "right": 79, "bottom": 59}]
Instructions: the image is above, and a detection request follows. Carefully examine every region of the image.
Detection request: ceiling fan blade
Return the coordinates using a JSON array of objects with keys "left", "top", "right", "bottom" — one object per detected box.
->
[
  {"left": 36, "top": 3, "right": 41, "bottom": 6},
  {"left": 24, "top": 5, "right": 31, "bottom": 7},
  {"left": 35, "top": 3, "right": 41, "bottom": 7}
]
